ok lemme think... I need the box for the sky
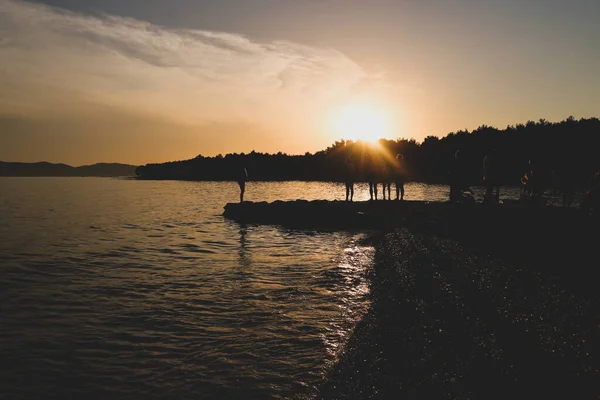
[1,0,599,165]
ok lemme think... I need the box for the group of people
[450,148,555,205]
[235,150,408,203]
[235,148,599,214]
[449,148,509,204]
[453,148,503,204]
[343,152,407,202]
[452,147,600,211]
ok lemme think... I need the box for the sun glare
[332,102,391,143]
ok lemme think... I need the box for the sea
[0,178,554,399]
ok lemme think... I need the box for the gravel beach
[318,222,600,399]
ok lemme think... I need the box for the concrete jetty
[223,199,590,231]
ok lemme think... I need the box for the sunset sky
[1,0,599,165]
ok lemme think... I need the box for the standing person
[483,147,501,204]
[381,153,392,200]
[528,159,543,202]
[238,165,248,203]
[366,150,378,200]
[520,171,530,199]
[449,149,474,202]
[382,180,392,200]
[394,153,406,201]
[344,154,355,202]
[449,150,463,202]
[527,159,535,200]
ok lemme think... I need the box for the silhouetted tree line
[136,117,600,188]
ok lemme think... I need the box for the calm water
[0,179,535,399]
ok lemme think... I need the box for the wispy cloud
[0,0,370,130]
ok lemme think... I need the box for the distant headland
[0,162,137,177]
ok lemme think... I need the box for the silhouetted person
[238,166,248,202]
[344,155,355,202]
[345,181,354,202]
[382,181,391,200]
[369,179,378,201]
[483,148,500,204]
[520,172,531,200]
[394,153,406,200]
[366,151,378,200]
[380,153,392,200]
[449,150,472,202]
[528,159,543,202]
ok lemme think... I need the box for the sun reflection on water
[320,242,375,362]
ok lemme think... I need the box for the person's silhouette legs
[238,181,245,203]
[484,186,492,203]
[396,182,404,200]
[345,182,354,202]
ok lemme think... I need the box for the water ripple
[0,179,377,399]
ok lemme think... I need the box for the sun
[332,102,391,143]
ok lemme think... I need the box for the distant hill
[0,162,138,177]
